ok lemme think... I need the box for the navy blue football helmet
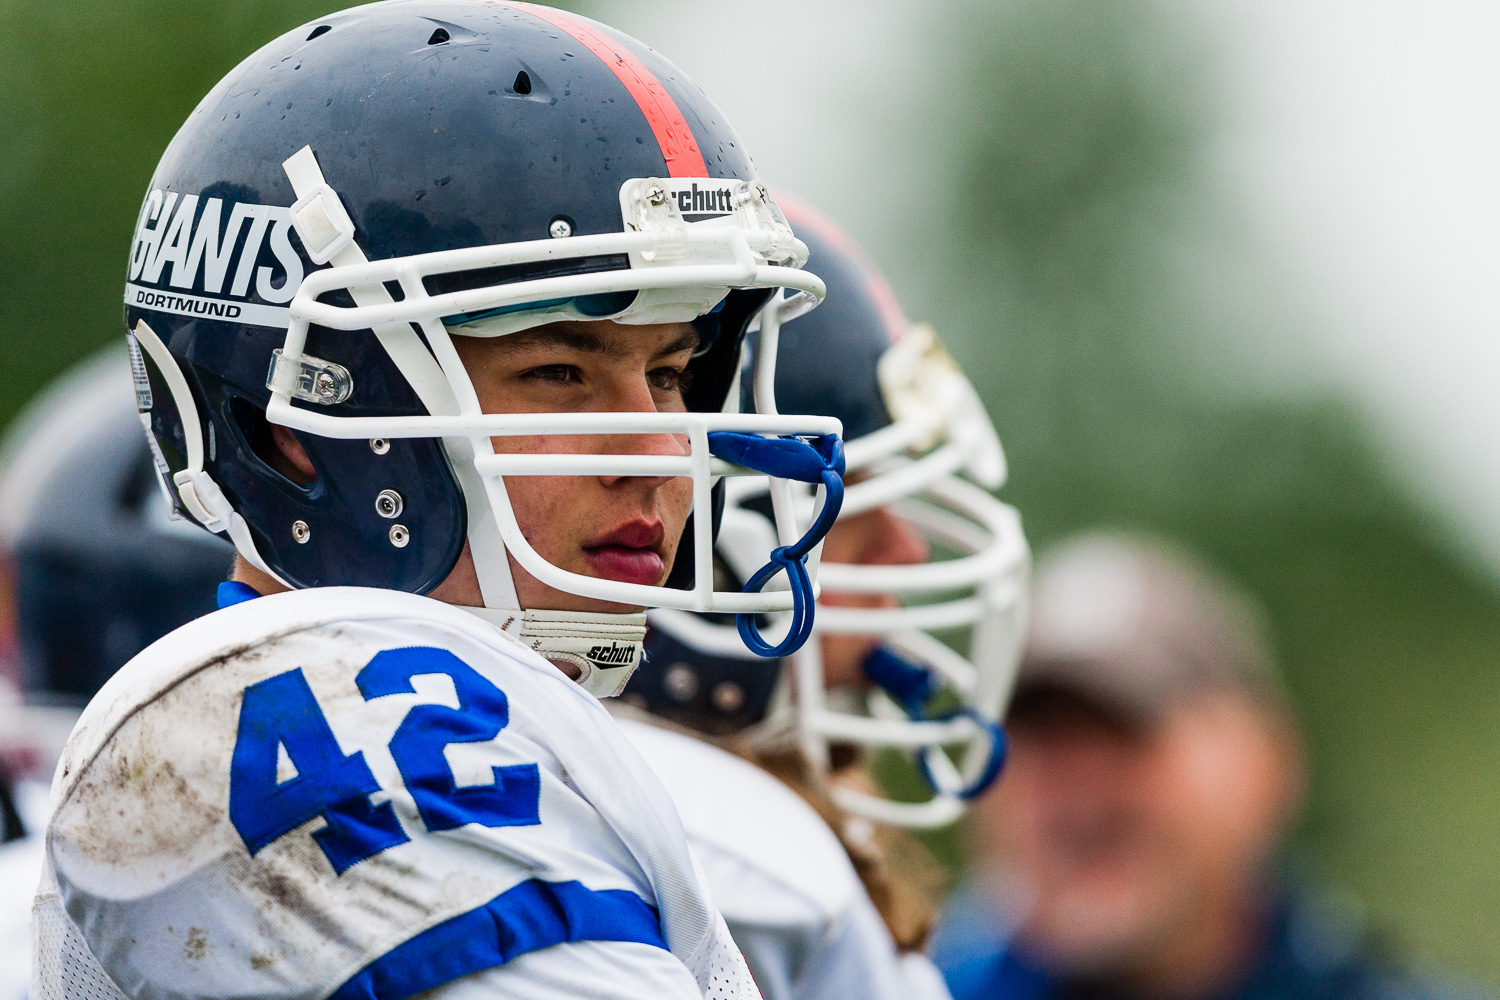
[633,198,1030,827]
[0,351,233,706]
[123,1,843,686]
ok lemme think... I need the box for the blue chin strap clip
[706,432,845,658]
[862,646,1007,801]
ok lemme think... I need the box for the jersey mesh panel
[32,891,130,1000]
[704,921,761,1000]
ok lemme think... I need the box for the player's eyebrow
[496,325,699,360]
[655,327,701,358]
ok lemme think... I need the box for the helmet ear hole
[228,396,316,489]
[513,70,532,95]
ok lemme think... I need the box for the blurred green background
[4,0,1498,983]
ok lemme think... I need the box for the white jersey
[32,587,759,1000]
[615,718,952,1000]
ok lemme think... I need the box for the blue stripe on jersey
[217,580,262,608]
[330,878,667,1000]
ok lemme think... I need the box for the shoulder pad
[43,589,722,1000]
[615,717,859,929]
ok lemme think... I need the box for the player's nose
[596,371,690,490]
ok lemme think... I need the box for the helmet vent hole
[513,70,532,95]
[306,24,331,41]
[428,28,450,45]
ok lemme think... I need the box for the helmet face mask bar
[122,2,844,688]
[636,200,1030,827]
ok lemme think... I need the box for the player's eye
[523,363,582,386]
[647,366,693,395]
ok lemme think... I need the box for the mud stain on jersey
[49,639,312,886]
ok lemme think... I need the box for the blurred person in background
[932,531,1484,1000]
[0,349,233,1000]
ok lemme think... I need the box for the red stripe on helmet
[505,3,709,178]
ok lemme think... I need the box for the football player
[617,199,1030,1000]
[31,5,846,999]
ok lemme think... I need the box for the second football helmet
[0,351,233,706]
[634,198,1030,827]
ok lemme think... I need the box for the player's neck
[230,556,288,597]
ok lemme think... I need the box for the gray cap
[1017,531,1278,721]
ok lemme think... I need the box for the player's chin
[535,585,649,617]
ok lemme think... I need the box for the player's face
[445,320,698,614]
[815,503,929,687]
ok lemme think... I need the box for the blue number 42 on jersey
[229,646,541,874]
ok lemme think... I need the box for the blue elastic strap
[861,646,1008,801]
[915,709,1007,801]
[217,580,262,609]
[863,646,940,716]
[331,878,666,1000]
[706,432,845,658]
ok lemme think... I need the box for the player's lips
[582,520,667,586]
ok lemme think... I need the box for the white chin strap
[281,145,651,698]
[458,606,647,698]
